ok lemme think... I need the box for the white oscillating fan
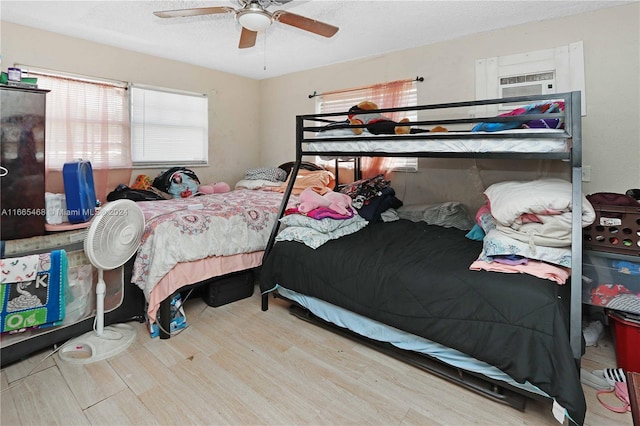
[59,199,145,364]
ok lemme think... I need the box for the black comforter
[260,219,586,424]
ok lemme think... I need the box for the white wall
[1,21,261,192]
[259,3,640,209]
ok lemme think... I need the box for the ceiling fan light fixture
[237,7,272,32]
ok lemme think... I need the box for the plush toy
[198,182,231,194]
[347,101,448,135]
[131,174,153,190]
[298,186,352,216]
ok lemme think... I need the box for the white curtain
[25,70,132,202]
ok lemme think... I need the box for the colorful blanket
[1,250,67,333]
[132,190,294,300]
[472,101,565,132]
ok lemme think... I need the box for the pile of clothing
[468,178,596,284]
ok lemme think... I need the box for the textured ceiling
[1,0,632,80]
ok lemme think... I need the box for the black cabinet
[1,85,49,240]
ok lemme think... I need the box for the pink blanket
[470,259,570,285]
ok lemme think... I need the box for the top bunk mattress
[304,129,569,154]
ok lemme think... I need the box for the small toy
[198,182,231,194]
[347,101,447,135]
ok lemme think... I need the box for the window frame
[129,84,209,167]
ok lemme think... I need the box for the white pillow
[484,178,595,227]
[235,179,281,190]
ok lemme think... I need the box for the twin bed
[132,189,287,336]
[258,92,588,425]
[130,162,331,338]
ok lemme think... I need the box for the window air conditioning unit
[498,71,556,109]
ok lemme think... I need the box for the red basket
[584,205,640,256]
[608,310,640,373]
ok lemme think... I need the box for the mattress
[275,285,553,401]
[305,129,568,154]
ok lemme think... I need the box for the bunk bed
[259,92,587,425]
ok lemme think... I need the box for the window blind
[130,85,208,166]
[23,69,130,170]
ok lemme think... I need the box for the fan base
[59,323,137,364]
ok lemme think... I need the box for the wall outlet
[582,165,591,182]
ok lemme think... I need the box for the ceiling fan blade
[273,11,339,38]
[239,27,258,49]
[153,6,235,19]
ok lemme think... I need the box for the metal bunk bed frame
[262,90,583,364]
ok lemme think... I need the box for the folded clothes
[469,258,570,284]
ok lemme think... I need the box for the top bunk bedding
[298,92,580,159]
[307,128,568,154]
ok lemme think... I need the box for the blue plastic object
[62,160,97,224]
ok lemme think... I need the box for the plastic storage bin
[202,269,255,307]
[62,161,97,224]
[607,310,640,373]
[582,252,640,314]
[583,205,640,256]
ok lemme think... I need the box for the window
[23,68,130,170]
[130,85,208,166]
[315,80,418,172]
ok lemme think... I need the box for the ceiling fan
[153,0,339,49]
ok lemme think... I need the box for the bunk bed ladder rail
[568,91,583,363]
[261,115,305,312]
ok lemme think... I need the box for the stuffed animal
[348,101,409,135]
[297,186,352,216]
[198,182,231,194]
[130,174,153,190]
[347,101,448,135]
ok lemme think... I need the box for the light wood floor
[1,289,634,426]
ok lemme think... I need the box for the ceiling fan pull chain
[264,32,267,71]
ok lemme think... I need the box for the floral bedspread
[131,189,290,299]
